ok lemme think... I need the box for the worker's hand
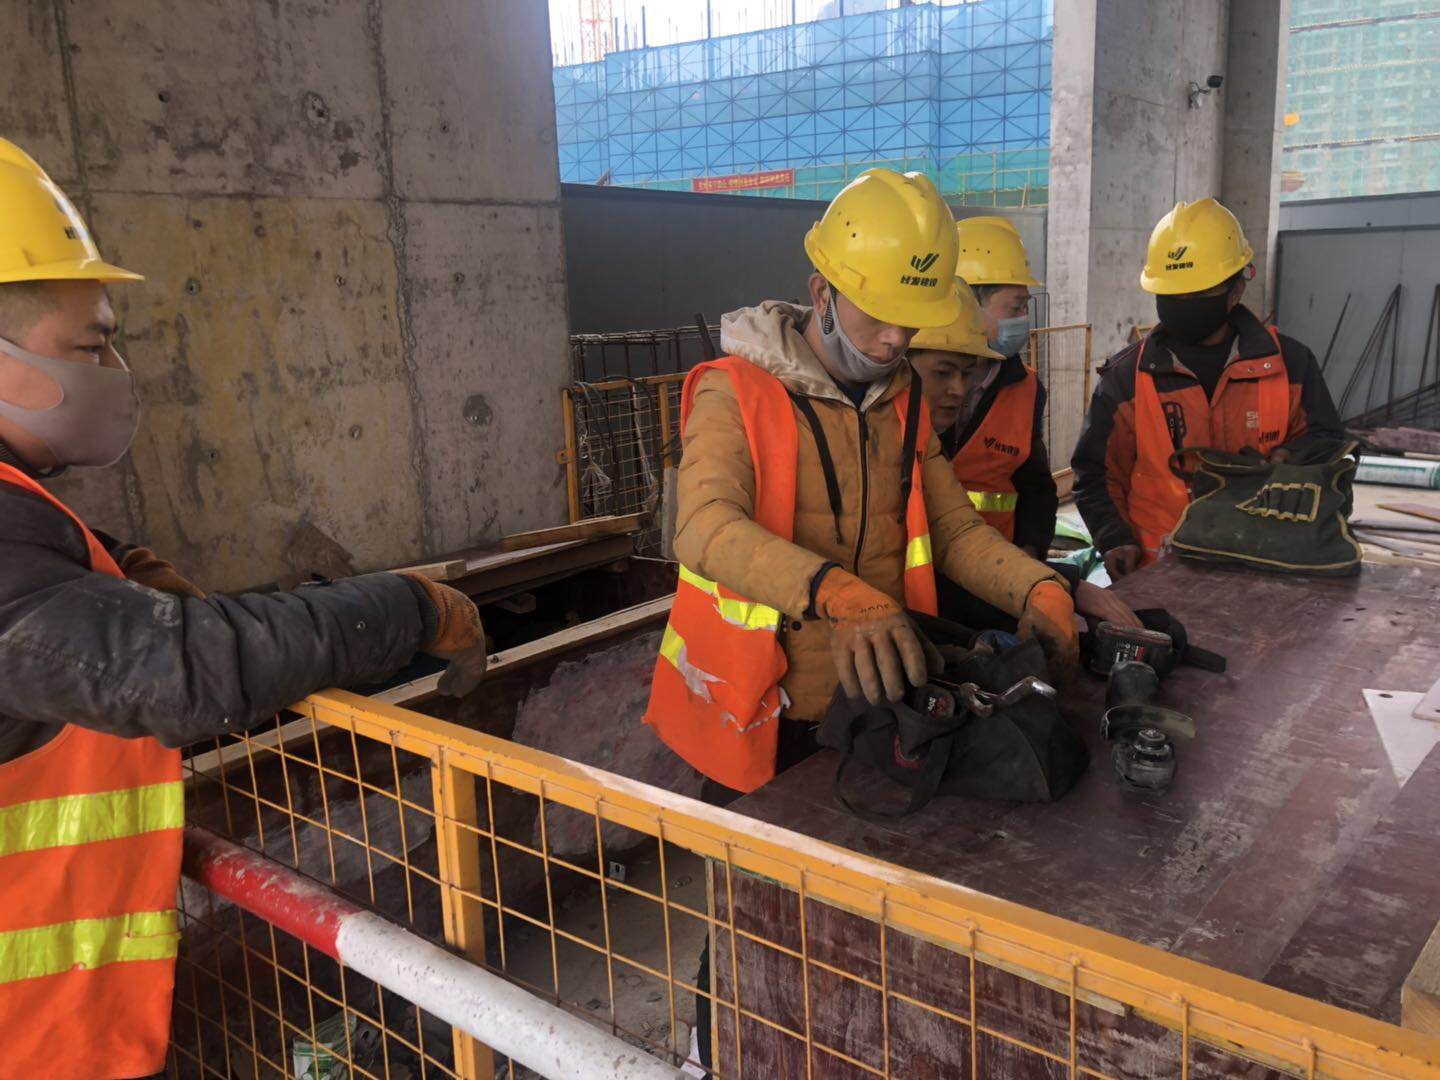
[1268,446,1292,464]
[817,569,930,706]
[1072,580,1141,628]
[121,546,205,599]
[1103,544,1143,580]
[399,572,489,697]
[1017,580,1080,683]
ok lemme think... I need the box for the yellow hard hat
[1140,197,1252,295]
[909,283,1003,359]
[954,216,1042,289]
[0,138,142,286]
[804,168,961,329]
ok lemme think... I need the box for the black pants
[694,720,820,1073]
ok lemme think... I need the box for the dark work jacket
[0,474,431,766]
[1071,304,1344,555]
[938,353,1059,555]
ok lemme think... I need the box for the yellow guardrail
[173,690,1440,1079]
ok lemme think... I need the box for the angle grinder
[1086,610,1227,678]
[1102,661,1197,793]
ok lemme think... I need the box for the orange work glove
[398,572,489,697]
[816,569,931,706]
[120,546,205,599]
[1017,580,1080,683]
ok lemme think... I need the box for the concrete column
[1046,0,1229,460]
[0,0,569,592]
[1047,0,1230,354]
[1221,0,1291,321]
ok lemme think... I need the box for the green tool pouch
[1169,439,1363,576]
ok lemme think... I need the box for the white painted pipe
[337,912,684,1080]
[183,826,684,1080]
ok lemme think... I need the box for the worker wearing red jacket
[1071,198,1344,578]
[0,138,488,1078]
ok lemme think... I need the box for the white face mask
[816,289,905,385]
[0,335,141,468]
[989,315,1030,358]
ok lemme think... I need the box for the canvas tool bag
[1168,439,1362,576]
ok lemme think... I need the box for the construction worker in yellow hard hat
[644,167,1080,802]
[1072,196,1343,578]
[646,167,1080,1074]
[954,215,1044,359]
[910,269,1138,636]
[0,137,491,1078]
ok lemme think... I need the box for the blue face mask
[989,315,1030,358]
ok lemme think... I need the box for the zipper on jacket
[852,407,869,573]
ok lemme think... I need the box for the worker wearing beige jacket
[644,169,1078,796]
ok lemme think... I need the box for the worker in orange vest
[1072,198,1343,577]
[911,274,1138,633]
[643,169,1081,801]
[0,138,488,1078]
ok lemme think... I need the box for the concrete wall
[1220,0,1289,319]
[1,1,569,593]
[563,183,1048,335]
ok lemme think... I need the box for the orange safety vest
[644,358,938,793]
[949,369,1038,541]
[1128,328,1290,563]
[0,462,184,1079]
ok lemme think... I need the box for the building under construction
[1,2,1439,1080]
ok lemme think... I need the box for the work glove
[398,572,489,697]
[1102,544,1143,580]
[816,569,932,706]
[121,546,205,599]
[1017,580,1080,684]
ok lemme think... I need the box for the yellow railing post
[657,382,676,470]
[432,750,495,1080]
[561,388,581,524]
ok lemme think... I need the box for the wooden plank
[1349,518,1440,535]
[388,558,469,582]
[1354,426,1440,458]
[1402,920,1440,1035]
[371,595,673,708]
[1379,501,1440,525]
[496,513,648,552]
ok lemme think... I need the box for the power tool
[1086,609,1227,677]
[1101,660,1197,793]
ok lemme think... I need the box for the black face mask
[1156,293,1231,345]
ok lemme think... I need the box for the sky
[547,0,899,65]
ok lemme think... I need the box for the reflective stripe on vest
[676,565,782,632]
[0,780,183,857]
[644,359,936,794]
[950,370,1037,541]
[0,461,184,1078]
[0,910,179,986]
[968,490,1019,513]
[1128,329,1290,564]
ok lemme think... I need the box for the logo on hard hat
[1164,244,1194,272]
[910,252,939,273]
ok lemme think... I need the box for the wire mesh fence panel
[170,691,1440,1080]
[564,375,684,555]
[174,716,466,1079]
[1029,324,1093,469]
[570,327,717,382]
